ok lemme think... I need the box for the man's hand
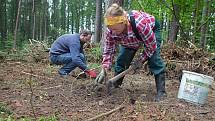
[85,69,97,78]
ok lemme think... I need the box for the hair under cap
[104,3,124,17]
[80,29,92,36]
[104,4,127,25]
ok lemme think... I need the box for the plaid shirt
[102,10,157,69]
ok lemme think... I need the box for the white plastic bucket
[178,70,214,105]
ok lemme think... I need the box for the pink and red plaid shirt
[102,10,157,69]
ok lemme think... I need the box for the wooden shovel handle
[108,66,133,82]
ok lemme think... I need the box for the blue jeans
[50,53,86,75]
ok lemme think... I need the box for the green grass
[0,103,12,115]
[0,115,58,121]
[88,63,101,69]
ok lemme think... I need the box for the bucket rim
[182,70,214,81]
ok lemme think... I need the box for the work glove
[94,67,107,84]
[85,69,97,78]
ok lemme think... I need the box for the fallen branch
[6,61,22,65]
[167,60,199,65]
[86,105,124,121]
[37,85,62,90]
[139,101,172,105]
[208,95,215,98]
[60,93,73,103]
[21,71,53,80]
[195,110,210,114]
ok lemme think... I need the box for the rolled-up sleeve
[102,32,116,69]
[137,22,157,62]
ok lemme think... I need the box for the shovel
[93,66,134,94]
[94,60,142,94]
[106,66,134,94]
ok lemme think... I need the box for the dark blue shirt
[50,33,87,70]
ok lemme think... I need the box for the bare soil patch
[0,59,214,120]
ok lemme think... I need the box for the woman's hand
[95,67,110,84]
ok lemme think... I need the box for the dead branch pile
[0,51,7,62]
[26,39,50,63]
[161,43,215,80]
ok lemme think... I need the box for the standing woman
[101,4,166,101]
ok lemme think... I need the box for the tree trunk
[25,0,31,39]
[200,0,209,49]
[80,1,84,29]
[9,0,17,34]
[71,6,74,33]
[32,0,35,39]
[168,4,180,42]
[52,0,60,29]
[66,0,70,32]
[39,7,42,40]
[108,0,124,7]
[13,0,21,50]
[94,0,102,43]
[0,0,7,49]
[60,0,66,31]
[75,1,80,33]
[44,1,48,40]
[192,0,200,43]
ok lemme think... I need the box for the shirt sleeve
[102,31,116,69]
[69,43,88,71]
[136,22,157,62]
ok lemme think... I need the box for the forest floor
[0,45,215,121]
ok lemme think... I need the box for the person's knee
[148,53,165,75]
[50,56,60,65]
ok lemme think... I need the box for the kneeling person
[49,29,97,78]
